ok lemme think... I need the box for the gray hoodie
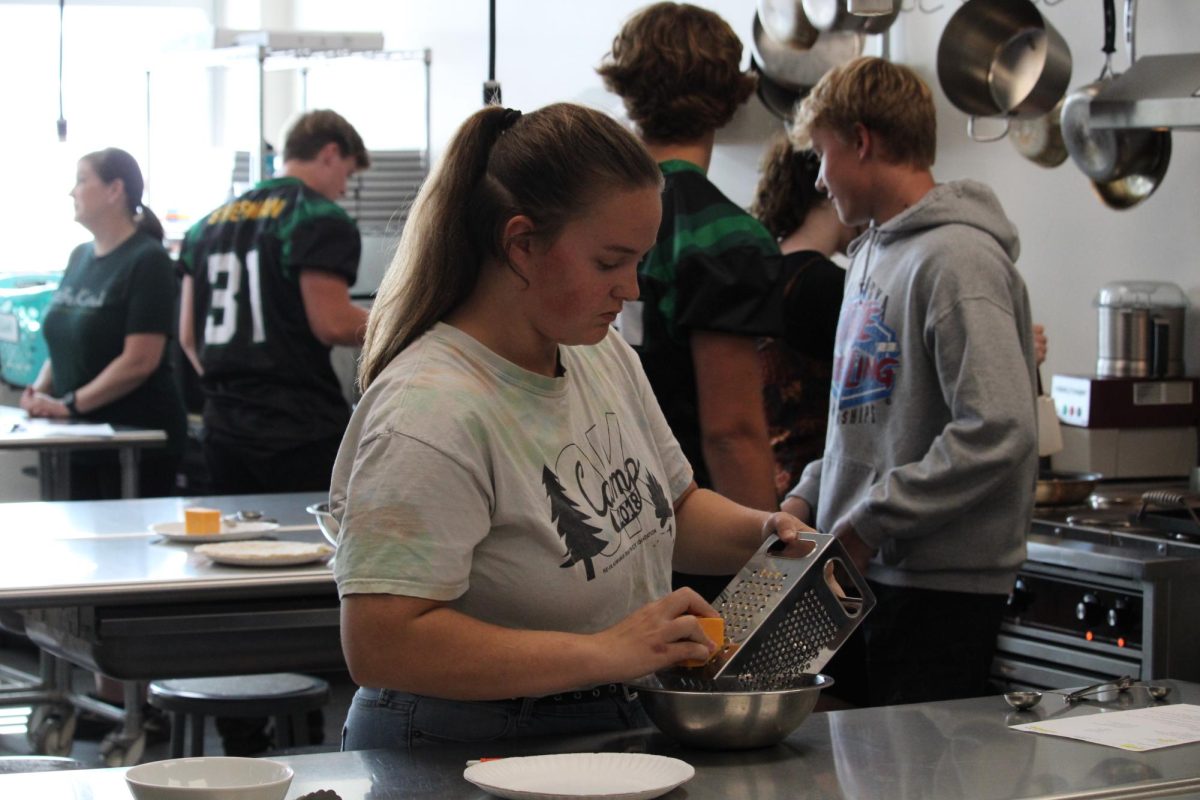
[789,180,1037,595]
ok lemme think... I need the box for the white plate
[194,541,334,567]
[463,753,693,800]
[150,520,280,543]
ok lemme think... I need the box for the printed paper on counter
[1010,703,1200,751]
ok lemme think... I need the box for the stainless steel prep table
[0,492,341,763]
[0,491,341,677]
[0,404,167,500]
[2,680,1199,799]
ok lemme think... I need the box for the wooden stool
[147,673,330,758]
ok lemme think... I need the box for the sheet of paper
[1011,703,1200,751]
[8,419,116,438]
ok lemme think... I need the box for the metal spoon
[1147,684,1171,701]
[1004,690,1044,711]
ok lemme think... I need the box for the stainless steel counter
[2,681,1199,799]
[0,492,331,608]
[0,492,342,680]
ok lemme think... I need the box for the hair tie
[500,108,522,131]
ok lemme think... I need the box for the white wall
[288,0,1198,384]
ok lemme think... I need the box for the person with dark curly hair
[751,132,859,501]
[599,2,784,602]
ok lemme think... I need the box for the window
[0,3,210,274]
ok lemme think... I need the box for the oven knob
[1007,578,1034,615]
[1076,593,1104,627]
[1107,599,1132,629]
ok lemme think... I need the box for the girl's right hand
[591,588,721,683]
[18,386,36,412]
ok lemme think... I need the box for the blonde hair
[358,103,662,390]
[790,57,936,170]
[597,2,755,143]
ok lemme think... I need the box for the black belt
[535,684,639,705]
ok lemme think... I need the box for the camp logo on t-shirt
[833,284,899,422]
[542,412,673,581]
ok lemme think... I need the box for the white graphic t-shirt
[331,323,693,634]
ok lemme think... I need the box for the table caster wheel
[100,729,146,767]
[27,705,77,757]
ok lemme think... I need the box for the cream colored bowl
[125,757,293,800]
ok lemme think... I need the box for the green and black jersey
[179,176,360,451]
[616,160,784,489]
[42,231,187,458]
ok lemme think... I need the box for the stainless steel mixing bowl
[626,672,832,749]
[305,502,339,548]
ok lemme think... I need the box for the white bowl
[125,757,293,800]
[305,502,340,548]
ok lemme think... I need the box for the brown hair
[597,2,755,143]
[358,103,662,390]
[790,56,936,170]
[283,109,370,169]
[751,132,826,240]
[82,147,164,242]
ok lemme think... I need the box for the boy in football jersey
[179,109,369,495]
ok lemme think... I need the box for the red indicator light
[1085,631,1094,641]
[1118,638,1126,648]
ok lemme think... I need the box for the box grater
[699,531,875,686]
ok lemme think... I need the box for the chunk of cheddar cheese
[184,507,222,535]
[679,616,725,668]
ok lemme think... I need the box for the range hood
[1089,53,1200,130]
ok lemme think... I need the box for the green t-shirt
[42,231,186,455]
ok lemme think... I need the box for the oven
[992,486,1200,690]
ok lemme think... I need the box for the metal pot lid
[752,11,864,93]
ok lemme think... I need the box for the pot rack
[145,32,432,187]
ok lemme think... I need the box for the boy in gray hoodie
[783,57,1038,706]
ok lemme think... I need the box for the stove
[992,484,1200,691]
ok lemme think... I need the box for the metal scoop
[1004,676,1170,710]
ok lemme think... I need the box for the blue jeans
[342,684,651,752]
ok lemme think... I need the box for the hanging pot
[1061,0,1170,208]
[752,10,865,93]
[758,0,820,49]
[1009,96,1069,168]
[1091,132,1170,209]
[800,0,899,35]
[751,56,804,121]
[937,0,1072,141]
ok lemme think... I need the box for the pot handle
[967,115,1010,143]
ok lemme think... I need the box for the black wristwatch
[61,390,80,417]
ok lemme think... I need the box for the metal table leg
[117,447,140,499]
[38,451,71,501]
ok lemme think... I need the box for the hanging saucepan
[751,56,805,122]
[758,0,820,49]
[1061,0,1170,209]
[937,0,1072,142]
[801,0,899,35]
[752,10,865,93]
[1009,95,1069,168]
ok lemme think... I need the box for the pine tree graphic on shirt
[645,469,672,530]
[543,465,606,580]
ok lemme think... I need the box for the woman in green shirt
[21,147,185,498]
